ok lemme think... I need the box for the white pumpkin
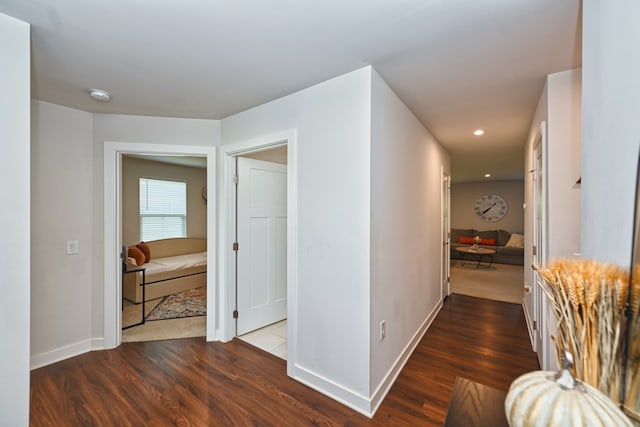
[505,351,632,427]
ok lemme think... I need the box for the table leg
[141,269,146,324]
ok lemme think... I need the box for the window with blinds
[139,178,187,241]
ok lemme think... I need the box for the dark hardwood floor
[30,294,539,426]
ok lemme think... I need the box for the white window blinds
[139,178,187,241]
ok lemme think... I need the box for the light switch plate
[66,240,79,255]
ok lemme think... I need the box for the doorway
[218,130,298,367]
[120,154,208,342]
[103,142,216,349]
[235,151,287,334]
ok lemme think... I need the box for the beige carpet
[450,262,524,304]
[122,297,206,342]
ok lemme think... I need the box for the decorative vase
[505,350,632,427]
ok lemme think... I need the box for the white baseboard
[91,337,105,351]
[369,300,443,416]
[31,337,105,370]
[289,301,444,418]
[289,364,372,417]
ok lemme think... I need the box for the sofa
[450,228,524,266]
[123,237,207,303]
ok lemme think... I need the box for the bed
[123,237,207,303]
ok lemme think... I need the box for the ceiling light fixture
[474,129,485,136]
[89,88,111,102]
[484,173,491,178]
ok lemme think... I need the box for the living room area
[448,179,525,305]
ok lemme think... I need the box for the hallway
[30,294,539,426]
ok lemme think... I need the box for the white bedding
[144,251,207,275]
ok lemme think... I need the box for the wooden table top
[454,246,497,255]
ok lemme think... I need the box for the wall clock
[474,194,507,222]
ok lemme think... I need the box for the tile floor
[238,319,287,360]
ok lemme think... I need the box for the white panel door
[237,157,287,335]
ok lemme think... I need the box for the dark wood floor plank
[30,294,539,426]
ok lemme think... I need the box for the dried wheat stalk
[625,266,640,416]
[539,259,629,404]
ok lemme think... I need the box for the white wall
[121,156,207,245]
[28,106,219,367]
[451,180,524,232]
[0,12,30,426]
[523,69,582,370]
[547,69,582,259]
[582,0,640,265]
[369,70,450,407]
[30,101,94,366]
[222,67,373,411]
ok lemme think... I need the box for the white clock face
[474,194,508,222]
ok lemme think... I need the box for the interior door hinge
[233,174,239,184]
[233,310,239,319]
[233,242,239,251]
[532,245,537,256]
[533,320,537,331]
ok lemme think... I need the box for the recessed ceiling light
[484,173,491,178]
[474,129,485,136]
[89,88,111,102]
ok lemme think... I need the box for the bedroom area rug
[450,262,523,304]
[122,287,206,343]
[146,287,206,321]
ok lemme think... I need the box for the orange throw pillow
[479,238,496,246]
[137,241,151,263]
[459,237,475,244]
[128,246,145,266]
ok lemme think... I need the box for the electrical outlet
[66,240,79,255]
[379,320,386,341]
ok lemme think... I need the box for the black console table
[122,265,146,330]
[443,377,508,427]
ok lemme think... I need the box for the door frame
[532,121,550,368]
[441,167,451,301]
[103,142,216,349]
[218,130,298,358]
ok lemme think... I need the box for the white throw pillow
[505,233,525,248]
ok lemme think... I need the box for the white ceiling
[0,0,581,182]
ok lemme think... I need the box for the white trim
[30,337,105,370]
[91,337,105,351]
[218,130,297,343]
[103,142,216,349]
[368,300,443,416]
[290,364,372,417]
[30,339,93,370]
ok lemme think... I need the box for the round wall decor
[474,194,507,222]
